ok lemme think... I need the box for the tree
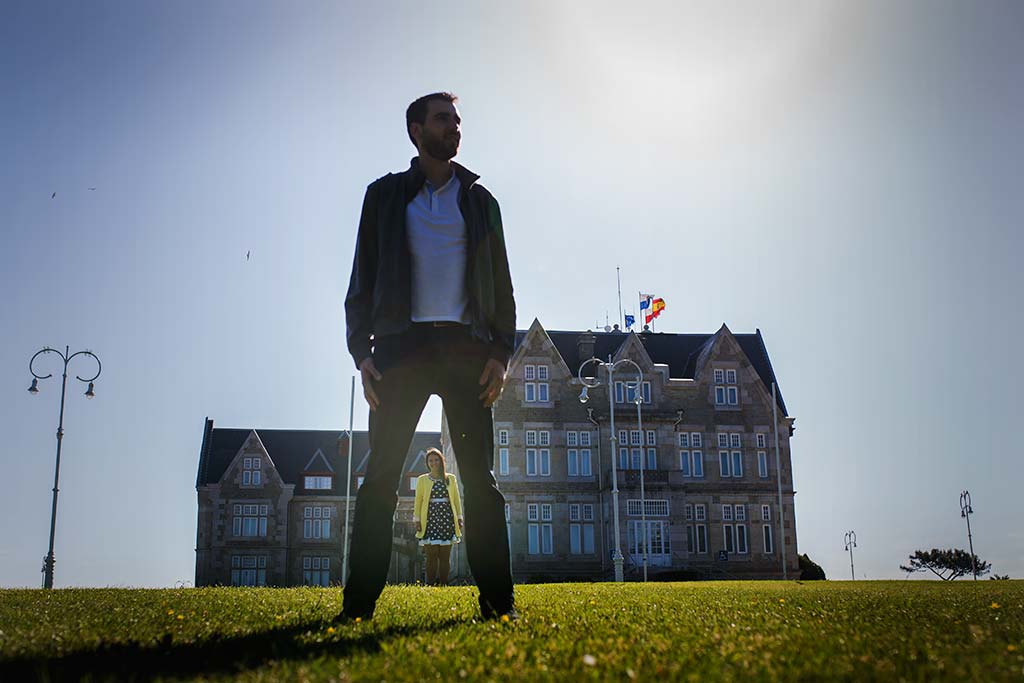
[799,553,826,580]
[899,548,991,580]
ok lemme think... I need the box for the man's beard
[421,130,459,161]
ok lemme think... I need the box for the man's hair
[425,447,447,478]
[406,92,458,147]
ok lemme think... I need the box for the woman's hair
[425,447,446,478]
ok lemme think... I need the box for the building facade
[493,320,799,581]
[195,320,799,585]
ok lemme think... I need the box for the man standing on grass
[339,92,517,621]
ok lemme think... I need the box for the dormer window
[615,381,651,404]
[713,367,739,406]
[304,475,332,490]
[524,364,550,403]
[242,457,262,486]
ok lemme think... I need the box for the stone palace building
[194,321,798,585]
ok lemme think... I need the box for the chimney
[577,330,596,364]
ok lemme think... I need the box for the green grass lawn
[1,581,1022,682]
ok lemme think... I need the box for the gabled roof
[195,419,442,489]
[514,327,789,416]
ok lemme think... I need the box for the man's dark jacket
[345,158,516,369]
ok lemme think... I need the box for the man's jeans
[342,324,515,616]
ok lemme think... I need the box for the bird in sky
[246,250,251,261]
[88,187,96,191]
[51,192,56,199]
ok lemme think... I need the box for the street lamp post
[28,345,102,589]
[843,530,857,581]
[578,355,648,582]
[959,490,977,581]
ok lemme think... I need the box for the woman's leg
[437,544,452,585]
[424,545,438,584]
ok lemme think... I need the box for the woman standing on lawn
[413,448,464,585]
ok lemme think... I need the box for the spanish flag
[645,298,666,324]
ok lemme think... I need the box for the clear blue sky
[2,1,1022,587]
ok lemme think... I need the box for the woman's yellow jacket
[413,473,463,540]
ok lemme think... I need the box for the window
[691,432,703,448]
[538,431,550,446]
[534,365,548,381]
[737,525,748,553]
[302,556,330,587]
[541,504,552,521]
[616,381,651,404]
[527,503,539,521]
[726,369,737,384]
[628,520,670,556]
[723,523,748,554]
[498,430,509,446]
[568,449,579,476]
[761,504,771,521]
[525,383,536,402]
[680,450,704,478]
[241,457,262,487]
[526,449,537,476]
[580,449,592,476]
[528,525,539,554]
[719,451,731,477]
[715,386,727,405]
[756,433,767,449]
[580,431,591,447]
[763,525,774,554]
[409,476,418,492]
[541,524,553,554]
[646,448,657,470]
[695,504,707,522]
[697,524,708,553]
[729,433,741,448]
[631,448,642,470]
[723,505,733,522]
[646,430,657,446]
[630,430,642,446]
[538,383,549,402]
[724,524,735,553]
[231,555,267,586]
[570,523,596,554]
[684,504,694,521]
[499,448,510,476]
[642,382,651,404]
[717,433,730,448]
[734,505,746,522]
[714,368,738,406]
[758,451,768,478]
[567,431,578,447]
[304,475,332,490]
[232,504,268,538]
[582,504,594,521]
[727,386,738,405]
[303,505,332,539]
[713,369,724,384]
[356,476,364,489]
[569,504,581,521]
[678,433,689,448]
[732,451,743,478]
[525,365,536,380]
[539,449,551,476]
[526,430,537,446]
[618,430,628,446]
[615,382,625,404]
[627,499,669,516]
[619,447,629,471]
[687,524,707,553]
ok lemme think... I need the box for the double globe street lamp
[578,356,649,582]
[28,345,102,589]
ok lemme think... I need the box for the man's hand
[359,357,383,410]
[477,358,506,408]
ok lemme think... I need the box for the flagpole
[617,267,624,330]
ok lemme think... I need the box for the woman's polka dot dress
[420,477,459,546]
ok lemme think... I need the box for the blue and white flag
[639,293,653,310]
[624,314,636,329]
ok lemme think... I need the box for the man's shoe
[480,599,518,621]
[331,606,373,624]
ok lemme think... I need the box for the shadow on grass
[0,616,470,683]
